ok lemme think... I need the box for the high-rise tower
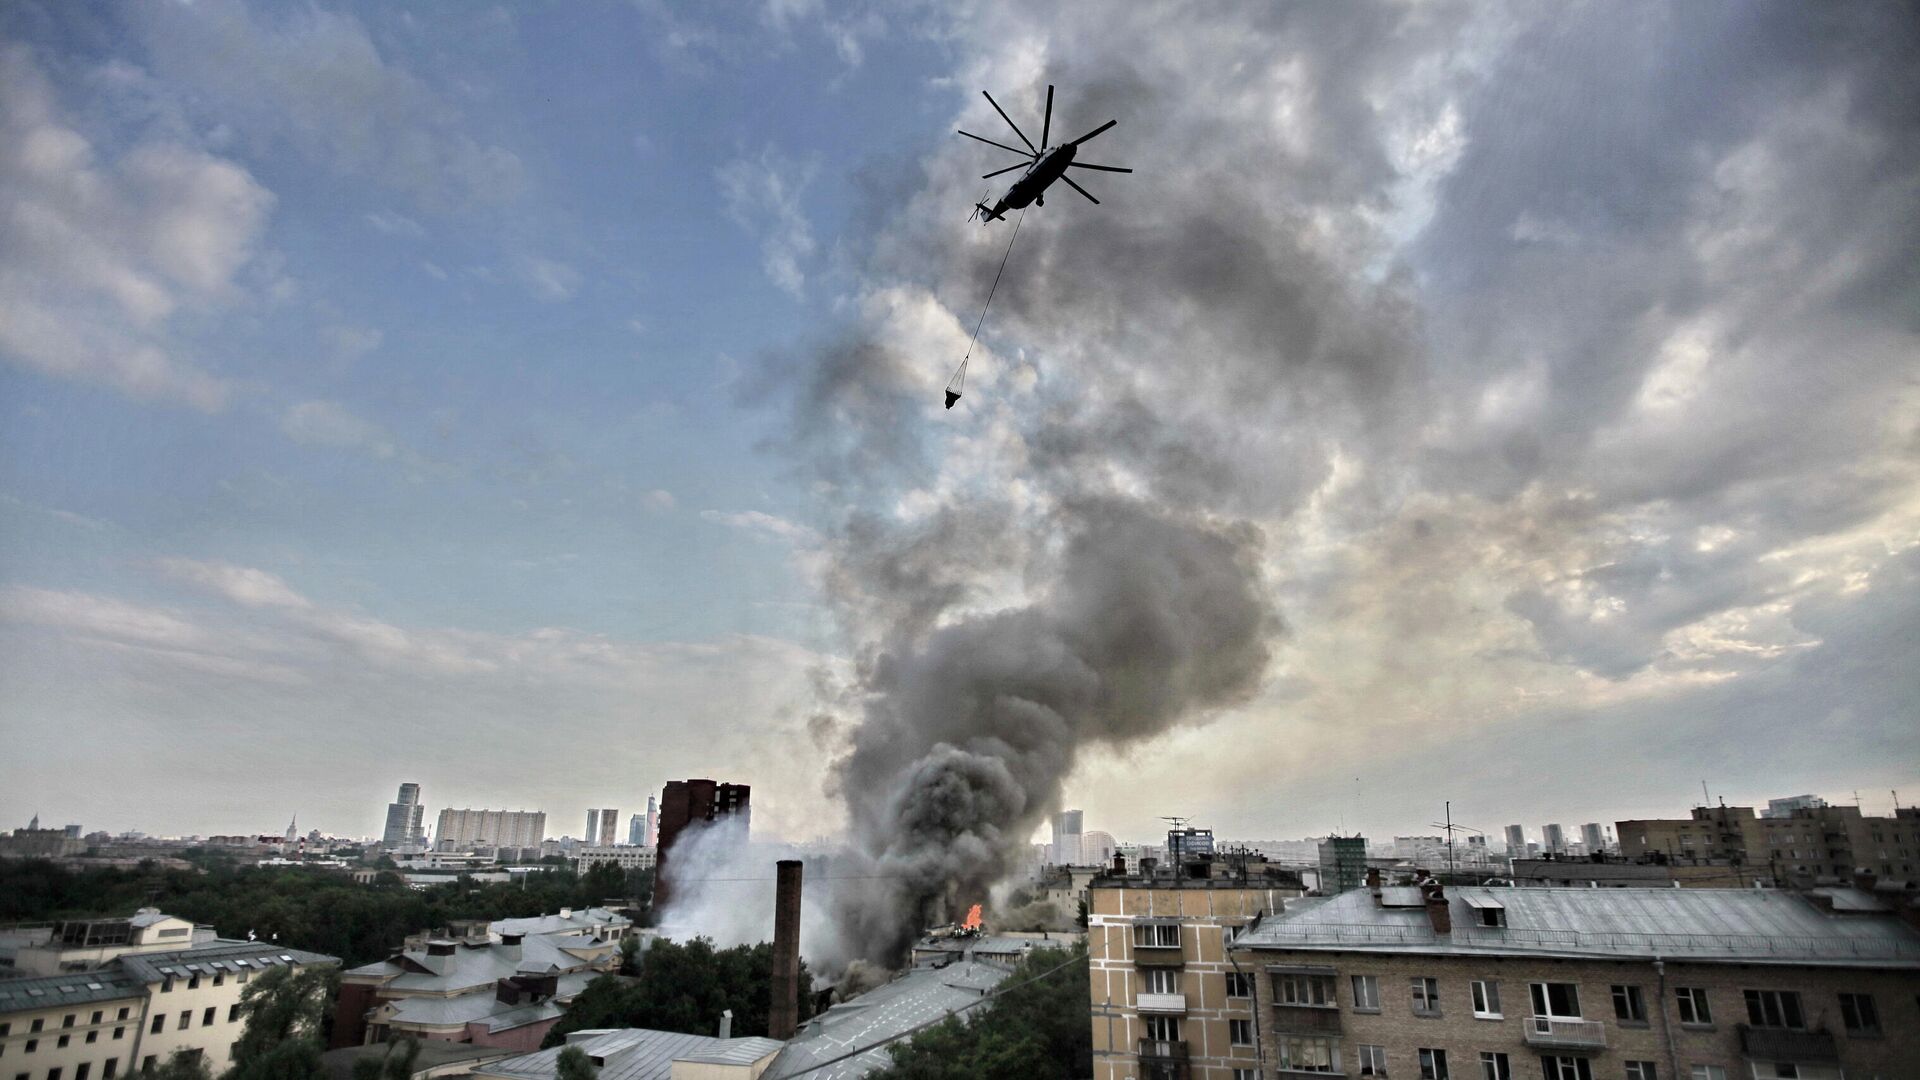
[382,783,425,848]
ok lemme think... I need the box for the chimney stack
[1113,851,1128,875]
[718,1008,733,1039]
[769,859,803,1040]
[1366,867,1382,902]
[1424,883,1451,935]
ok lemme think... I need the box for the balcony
[1522,1016,1607,1052]
[1138,1038,1190,1080]
[1739,1025,1838,1062]
[1135,992,1187,1015]
[1271,1003,1342,1034]
[1132,944,1186,967]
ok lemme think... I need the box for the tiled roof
[1233,886,1920,966]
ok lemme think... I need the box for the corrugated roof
[118,940,337,984]
[1234,887,1920,966]
[475,1029,780,1080]
[765,961,1007,1080]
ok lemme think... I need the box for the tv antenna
[1427,800,1485,877]
[1159,816,1192,832]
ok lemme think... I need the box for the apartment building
[1617,802,1920,886]
[1087,855,1305,1080]
[1228,875,1919,1080]
[0,917,336,1080]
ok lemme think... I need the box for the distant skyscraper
[1580,823,1606,853]
[1317,836,1368,893]
[1051,809,1085,865]
[1541,823,1567,854]
[596,808,619,848]
[628,813,644,846]
[585,809,600,844]
[655,780,750,908]
[435,808,545,850]
[1504,824,1526,854]
[645,795,658,847]
[382,783,426,848]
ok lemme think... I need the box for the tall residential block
[1052,809,1086,866]
[596,808,619,848]
[645,795,658,847]
[654,779,751,908]
[585,809,601,844]
[1580,822,1607,853]
[627,813,645,846]
[382,782,426,848]
[1618,800,1920,886]
[434,808,545,850]
[1317,835,1368,895]
[1505,824,1526,855]
[1541,822,1567,854]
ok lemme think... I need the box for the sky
[1,1,1915,846]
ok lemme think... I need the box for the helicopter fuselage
[982,143,1075,220]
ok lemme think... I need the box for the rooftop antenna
[1428,802,1485,877]
[1158,815,1191,832]
[1701,780,1710,807]
[1893,790,1902,813]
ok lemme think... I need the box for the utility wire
[948,206,1028,398]
[775,947,1089,1078]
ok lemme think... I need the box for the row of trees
[540,936,818,1047]
[0,858,651,967]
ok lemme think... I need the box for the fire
[962,903,983,931]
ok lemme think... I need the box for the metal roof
[475,1028,781,1080]
[1233,887,1920,967]
[350,934,610,993]
[765,961,1007,1080]
[0,969,145,1012]
[118,940,337,984]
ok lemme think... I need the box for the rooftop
[476,1028,782,1080]
[345,933,614,993]
[0,968,146,1011]
[765,961,1007,1080]
[1233,886,1920,967]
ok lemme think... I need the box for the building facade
[1541,823,1567,855]
[1231,877,1920,1080]
[383,783,426,849]
[653,779,750,908]
[434,809,546,851]
[1618,802,1920,887]
[573,846,657,874]
[1317,837,1368,895]
[1087,861,1305,1080]
[0,913,336,1079]
[594,809,618,848]
[1505,825,1526,857]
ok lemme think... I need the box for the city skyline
[2,4,1915,849]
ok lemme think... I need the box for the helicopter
[959,84,1131,223]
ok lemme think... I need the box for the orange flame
[962,904,983,931]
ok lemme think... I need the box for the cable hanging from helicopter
[944,84,1130,410]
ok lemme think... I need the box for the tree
[557,1046,598,1080]
[141,1050,213,1080]
[864,943,1090,1080]
[225,963,337,1080]
[541,938,815,1048]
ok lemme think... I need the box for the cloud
[701,509,822,546]
[515,256,583,302]
[718,147,818,297]
[280,400,450,480]
[0,45,270,410]
[364,210,425,237]
[643,489,677,512]
[130,0,525,209]
[155,559,310,610]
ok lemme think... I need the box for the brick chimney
[1366,867,1382,903]
[1113,851,1128,875]
[1424,883,1451,935]
[769,860,803,1040]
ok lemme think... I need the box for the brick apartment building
[1087,852,1306,1080]
[1225,874,1919,1080]
[1617,803,1920,887]
[652,779,750,909]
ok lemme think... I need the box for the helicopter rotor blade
[1060,174,1100,204]
[982,161,1029,179]
[957,129,1035,158]
[1040,84,1053,150]
[1068,162,1132,173]
[1068,119,1117,146]
[982,90,1038,154]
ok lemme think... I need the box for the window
[1689,1068,1727,1080]
[76,1065,90,1080]
[86,1030,98,1043]
[1477,1052,1510,1080]
[1475,905,1505,927]
[0,1022,7,1036]
[116,1008,128,1021]
[151,1014,165,1034]
[237,970,249,984]
[213,974,223,987]
[25,1040,37,1053]
[90,1011,102,1024]
[1529,981,1582,1019]
[1134,923,1180,948]
[1143,1015,1180,1042]
[161,978,173,993]
[178,1010,191,1030]
[63,1014,75,1028]
[1412,976,1441,1016]
[1625,1064,1657,1080]
[1612,984,1647,1023]
[1417,1047,1449,1080]
[1352,974,1380,1011]
[31,1020,43,1033]
[1838,992,1879,1035]
[1234,1071,1258,1080]
[1540,1057,1593,1080]
[187,976,199,990]
[228,1004,243,1023]
[1224,971,1255,998]
[1280,1036,1337,1073]
[1471,979,1501,1018]
[113,1027,124,1039]
[1275,972,1337,1006]
[201,1007,215,1027]
[1675,987,1712,1025]
[105,1062,119,1080]
[142,1058,156,1073]
[1143,968,1178,995]
[1229,1018,1253,1045]
[57,1035,70,1049]
[1744,989,1804,1029]
[1357,1044,1387,1077]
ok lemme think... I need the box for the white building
[436,808,545,850]
[572,846,656,874]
